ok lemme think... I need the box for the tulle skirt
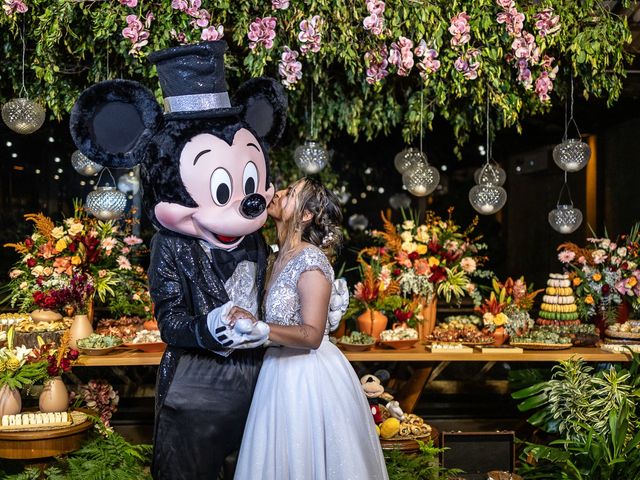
[234,338,388,480]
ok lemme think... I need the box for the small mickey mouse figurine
[70,41,287,479]
[360,374,386,424]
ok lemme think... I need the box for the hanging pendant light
[71,150,104,176]
[548,171,583,234]
[402,88,439,196]
[552,75,590,172]
[2,19,45,135]
[86,168,127,221]
[394,148,423,173]
[470,92,507,215]
[295,82,328,174]
[348,214,369,231]
[117,168,140,195]
[389,192,411,210]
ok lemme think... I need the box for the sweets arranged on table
[338,331,375,345]
[379,326,418,341]
[95,316,148,341]
[537,273,580,326]
[428,323,493,344]
[510,329,572,345]
[1,411,70,429]
[129,329,162,344]
[11,315,72,348]
[606,320,640,339]
[77,333,123,349]
[426,342,473,353]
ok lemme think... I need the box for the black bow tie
[205,235,259,281]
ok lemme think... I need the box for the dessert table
[75,346,630,413]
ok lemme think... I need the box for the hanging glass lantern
[469,184,507,215]
[549,204,583,234]
[474,162,506,186]
[1,98,46,134]
[402,161,440,197]
[394,148,425,174]
[117,171,140,195]
[294,140,328,174]
[552,138,591,172]
[348,214,369,231]
[86,186,127,221]
[71,150,104,176]
[389,193,411,210]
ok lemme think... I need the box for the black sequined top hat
[148,40,242,120]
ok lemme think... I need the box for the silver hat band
[163,92,231,114]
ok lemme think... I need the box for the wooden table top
[75,345,630,367]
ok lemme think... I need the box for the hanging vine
[0,0,633,156]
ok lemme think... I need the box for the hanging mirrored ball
[552,138,591,172]
[71,150,104,176]
[402,162,440,197]
[2,98,46,134]
[469,184,507,215]
[294,140,328,174]
[86,186,127,221]
[548,204,583,234]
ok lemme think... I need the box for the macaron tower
[537,273,580,326]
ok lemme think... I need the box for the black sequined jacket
[148,230,268,411]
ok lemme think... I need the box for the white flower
[460,257,476,273]
[51,227,65,239]
[19,282,28,290]
[401,241,417,254]
[14,345,32,363]
[617,247,627,257]
[600,239,611,249]
[123,235,143,246]
[68,223,84,236]
[400,231,413,242]
[31,233,41,241]
[402,220,415,230]
[592,249,607,264]
[101,237,117,250]
[117,256,131,270]
[483,312,494,324]
[31,265,45,276]
[9,269,23,279]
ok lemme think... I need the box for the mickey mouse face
[154,129,275,250]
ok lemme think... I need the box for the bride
[233,177,388,480]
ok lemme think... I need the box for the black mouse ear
[233,77,288,148]
[70,79,164,169]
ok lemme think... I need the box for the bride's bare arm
[267,270,331,349]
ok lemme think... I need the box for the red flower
[408,252,420,261]
[602,284,610,296]
[429,266,447,283]
[393,269,401,276]
[24,238,34,248]
[68,349,79,361]
[68,242,77,253]
[26,258,36,268]
[394,309,413,323]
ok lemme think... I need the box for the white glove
[328,278,349,332]
[207,302,270,349]
[385,400,406,422]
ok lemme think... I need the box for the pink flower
[171,0,188,11]
[414,259,430,276]
[201,25,224,41]
[278,46,302,88]
[366,0,385,16]
[171,29,188,44]
[9,269,23,279]
[248,16,277,50]
[591,249,608,264]
[3,0,28,16]
[298,15,322,54]
[449,12,471,47]
[534,71,553,102]
[118,0,137,6]
[454,49,480,80]
[193,9,211,28]
[363,13,384,36]
[557,250,576,263]
[364,45,389,84]
[388,36,414,76]
[496,0,514,8]
[497,8,525,36]
[534,8,560,37]
[460,257,477,273]
[123,235,143,246]
[117,256,132,270]
[415,40,440,79]
[272,0,289,9]
[186,0,201,17]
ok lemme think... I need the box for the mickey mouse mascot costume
[70,40,288,479]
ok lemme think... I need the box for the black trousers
[152,349,262,480]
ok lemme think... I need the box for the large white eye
[210,168,233,206]
[242,162,259,195]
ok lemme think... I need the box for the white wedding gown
[234,246,388,480]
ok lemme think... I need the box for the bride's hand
[227,306,256,328]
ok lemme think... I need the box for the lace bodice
[264,246,334,333]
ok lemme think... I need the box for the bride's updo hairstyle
[281,177,343,259]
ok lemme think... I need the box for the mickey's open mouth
[214,234,239,244]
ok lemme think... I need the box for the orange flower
[573,277,582,286]
[592,273,602,282]
[414,259,430,276]
[53,257,73,275]
[585,295,595,305]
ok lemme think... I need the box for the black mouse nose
[240,194,266,219]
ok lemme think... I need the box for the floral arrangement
[0,327,49,390]
[44,330,79,377]
[71,379,120,429]
[360,209,488,304]
[477,277,541,335]
[0,1,631,154]
[351,258,406,318]
[557,223,640,322]
[2,202,152,319]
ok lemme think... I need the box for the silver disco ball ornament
[552,138,591,172]
[294,140,328,174]
[474,162,506,186]
[118,172,140,195]
[402,162,440,197]
[389,192,411,210]
[86,186,127,221]
[469,184,507,215]
[549,204,583,234]
[348,214,369,231]
[71,150,103,176]
[394,148,425,174]
[2,98,46,134]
